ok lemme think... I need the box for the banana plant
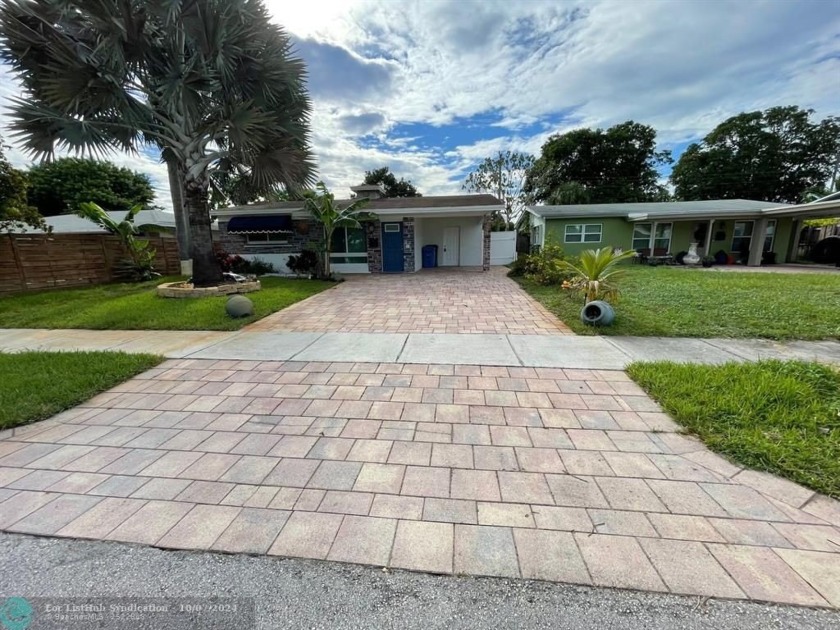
[559,247,637,303]
[304,183,371,279]
[77,202,164,280]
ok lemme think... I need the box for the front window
[564,223,602,243]
[653,223,672,253]
[764,220,776,252]
[245,232,289,244]
[631,223,671,252]
[330,226,368,264]
[632,224,651,251]
[731,221,754,253]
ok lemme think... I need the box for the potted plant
[559,247,636,326]
[701,255,714,268]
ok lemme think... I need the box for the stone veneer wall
[366,219,382,273]
[402,217,415,273]
[216,219,322,255]
[482,214,492,271]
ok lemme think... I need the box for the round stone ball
[226,294,254,318]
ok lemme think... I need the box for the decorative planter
[580,300,615,326]
[683,242,701,265]
[156,280,261,298]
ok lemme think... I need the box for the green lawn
[0,351,163,430]
[628,360,840,498]
[517,265,840,339]
[0,276,332,331]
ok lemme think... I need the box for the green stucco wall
[544,218,631,256]
[545,216,796,262]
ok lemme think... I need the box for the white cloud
[1,0,838,206]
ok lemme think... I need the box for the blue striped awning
[227,215,293,234]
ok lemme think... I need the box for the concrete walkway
[1,328,839,368]
[1,358,839,608]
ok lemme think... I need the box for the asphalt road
[0,533,836,630]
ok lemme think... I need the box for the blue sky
[2,0,839,207]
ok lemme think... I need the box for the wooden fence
[0,233,181,295]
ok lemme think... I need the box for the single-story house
[522,197,840,265]
[214,185,504,274]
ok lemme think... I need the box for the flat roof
[216,193,503,218]
[528,199,787,220]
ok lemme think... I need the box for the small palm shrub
[559,247,637,303]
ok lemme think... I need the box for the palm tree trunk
[184,178,223,287]
[323,237,332,279]
[166,159,191,274]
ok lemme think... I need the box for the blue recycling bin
[422,244,438,268]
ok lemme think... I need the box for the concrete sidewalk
[1,328,839,369]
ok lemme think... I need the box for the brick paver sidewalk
[246,267,571,334]
[1,359,838,608]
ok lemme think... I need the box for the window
[632,224,651,251]
[564,223,602,243]
[764,220,776,252]
[330,226,367,264]
[245,232,289,244]
[631,223,672,253]
[383,223,401,232]
[731,221,754,253]
[653,223,672,252]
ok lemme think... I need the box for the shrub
[519,239,573,285]
[216,252,244,272]
[287,249,319,277]
[215,252,275,276]
[235,257,275,275]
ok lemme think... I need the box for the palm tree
[559,247,637,303]
[0,0,315,286]
[304,183,370,279]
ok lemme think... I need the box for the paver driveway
[1,358,838,608]
[247,267,571,334]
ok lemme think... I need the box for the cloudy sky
[2,0,839,208]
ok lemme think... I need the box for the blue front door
[381,222,404,272]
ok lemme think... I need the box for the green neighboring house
[522,198,840,265]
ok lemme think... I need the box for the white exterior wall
[240,253,294,275]
[490,231,517,265]
[416,216,484,267]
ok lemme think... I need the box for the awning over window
[227,215,293,234]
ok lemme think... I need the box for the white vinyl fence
[490,231,517,265]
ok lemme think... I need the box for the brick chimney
[350,184,386,199]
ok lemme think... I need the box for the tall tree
[463,151,535,230]
[671,106,840,204]
[26,158,154,217]
[0,0,315,286]
[363,167,421,198]
[525,122,671,205]
[0,142,46,233]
